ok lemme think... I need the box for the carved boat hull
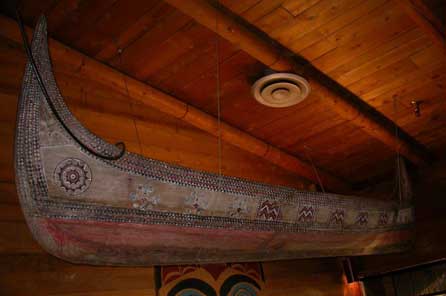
[15,17,414,266]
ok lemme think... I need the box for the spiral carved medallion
[54,158,92,195]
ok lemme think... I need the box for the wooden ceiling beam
[394,0,445,48]
[0,15,349,191]
[164,0,432,166]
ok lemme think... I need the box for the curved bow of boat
[14,16,414,266]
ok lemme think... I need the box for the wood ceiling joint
[164,0,433,167]
[393,0,445,48]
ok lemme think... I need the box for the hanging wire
[118,48,143,154]
[15,9,126,160]
[193,2,224,264]
[215,17,223,183]
[303,145,325,193]
[393,94,403,205]
[216,58,223,181]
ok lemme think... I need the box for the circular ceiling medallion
[251,73,311,108]
[54,158,92,195]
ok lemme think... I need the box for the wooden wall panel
[73,0,159,56]
[111,10,193,80]
[262,259,344,296]
[0,254,156,296]
[46,0,120,48]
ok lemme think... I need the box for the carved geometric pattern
[257,200,281,221]
[54,158,92,195]
[379,212,389,226]
[355,212,368,226]
[297,206,315,223]
[329,210,345,226]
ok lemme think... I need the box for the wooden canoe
[14,16,414,266]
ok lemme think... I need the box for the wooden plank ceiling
[3,0,445,187]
